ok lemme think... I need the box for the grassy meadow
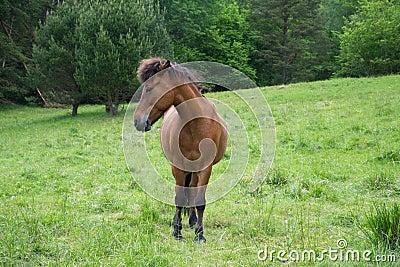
[1,75,399,266]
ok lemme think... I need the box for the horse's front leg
[188,173,198,229]
[193,166,212,243]
[173,205,183,240]
[172,167,187,240]
[194,192,206,243]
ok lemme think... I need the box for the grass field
[1,75,399,266]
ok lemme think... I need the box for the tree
[0,0,52,104]
[161,0,216,61]
[249,0,331,85]
[76,0,173,115]
[204,1,256,79]
[321,0,360,32]
[33,0,172,116]
[337,0,400,77]
[320,0,360,75]
[33,0,83,116]
[161,0,256,80]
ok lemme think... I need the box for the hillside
[0,75,399,266]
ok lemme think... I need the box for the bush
[337,1,400,77]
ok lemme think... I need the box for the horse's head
[134,58,205,132]
[134,58,176,131]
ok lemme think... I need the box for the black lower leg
[173,185,187,240]
[189,207,197,228]
[173,206,183,240]
[194,205,206,243]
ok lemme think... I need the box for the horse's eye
[146,87,153,93]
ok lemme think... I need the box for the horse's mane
[137,58,210,93]
[137,58,169,83]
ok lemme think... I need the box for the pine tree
[33,0,172,116]
[1,0,52,103]
[76,0,173,115]
[250,0,330,85]
[33,0,83,116]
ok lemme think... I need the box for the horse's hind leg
[194,184,207,243]
[174,185,187,240]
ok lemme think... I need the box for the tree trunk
[72,101,79,117]
[106,90,120,116]
[111,103,119,116]
[281,15,289,85]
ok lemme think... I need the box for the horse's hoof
[194,234,206,243]
[173,233,183,241]
[173,231,182,241]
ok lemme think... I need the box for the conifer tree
[250,0,330,85]
[76,0,172,115]
[33,0,83,116]
[33,0,172,116]
[1,0,52,103]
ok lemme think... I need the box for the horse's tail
[185,173,192,187]
[183,173,192,216]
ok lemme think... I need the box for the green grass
[359,203,400,252]
[1,75,400,266]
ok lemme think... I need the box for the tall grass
[361,203,400,252]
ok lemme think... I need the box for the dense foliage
[32,0,82,115]
[336,0,400,77]
[0,0,52,103]
[250,0,331,85]
[1,0,400,114]
[33,0,172,115]
[161,0,256,79]
[75,0,172,115]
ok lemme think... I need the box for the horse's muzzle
[134,118,152,132]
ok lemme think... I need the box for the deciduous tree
[320,0,360,75]
[337,0,400,77]
[161,0,256,80]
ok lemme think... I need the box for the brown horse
[134,58,228,242]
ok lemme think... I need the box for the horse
[133,58,228,242]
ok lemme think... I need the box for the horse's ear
[159,60,171,71]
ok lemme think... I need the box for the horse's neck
[173,86,216,124]
[173,84,202,106]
